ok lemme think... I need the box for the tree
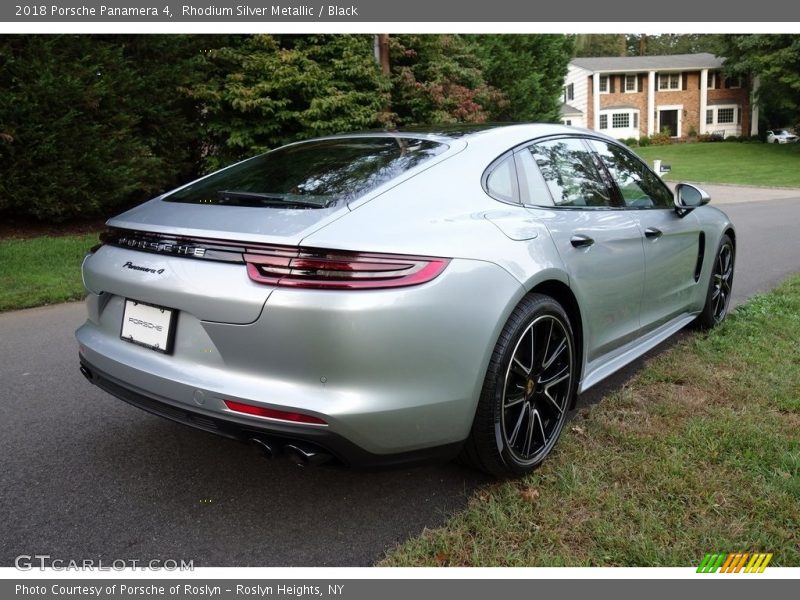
[477,35,574,123]
[721,35,800,129]
[574,34,626,57]
[388,35,503,126]
[185,34,390,171]
[0,35,212,222]
[625,34,725,57]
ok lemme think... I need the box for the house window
[563,119,573,126]
[658,73,681,91]
[612,113,630,129]
[707,105,742,128]
[717,108,735,124]
[599,109,639,134]
[564,83,574,101]
[625,74,638,93]
[707,72,717,89]
[725,76,743,89]
[599,75,609,94]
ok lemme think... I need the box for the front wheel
[460,294,577,477]
[695,234,735,329]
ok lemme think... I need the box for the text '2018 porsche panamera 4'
[76,124,735,476]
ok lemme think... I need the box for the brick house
[560,53,758,140]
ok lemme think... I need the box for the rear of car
[75,134,522,466]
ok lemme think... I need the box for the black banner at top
[4,0,800,22]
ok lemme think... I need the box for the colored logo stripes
[697,553,773,573]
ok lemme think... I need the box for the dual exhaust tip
[249,437,334,467]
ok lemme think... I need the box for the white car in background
[766,129,798,144]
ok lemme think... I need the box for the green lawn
[0,233,99,312]
[636,142,800,187]
[381,276,800,567]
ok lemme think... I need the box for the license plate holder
[120,299,177,354]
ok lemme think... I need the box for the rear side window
[484,155,518,203]
[524,138,613,208]
[165,137,448,209]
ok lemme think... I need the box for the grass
[636,142,800,187]
[381,276,800,567]
[0,233,99,312]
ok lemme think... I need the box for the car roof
[317,123,615,147]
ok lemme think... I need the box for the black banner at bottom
[4,579,795,600]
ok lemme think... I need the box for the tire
[694,234,735,330]
[460,293,577,477]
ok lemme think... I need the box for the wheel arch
[724,226,736,249]
[527,279,584,407]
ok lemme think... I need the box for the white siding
[563,65,590,129]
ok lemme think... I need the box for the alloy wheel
[501,314,574,466]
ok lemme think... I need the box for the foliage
[721,35,800,130]
[574,34,626,57]
[0,35,211,222]
[648,130,673,146]
[0,34,574,223]
[476,35,574,123]
[388,35,503,126]
[625,34,725,57]
[185,34,390,171]
[637,135,651,147]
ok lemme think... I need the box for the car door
[588,139,702,333]
[514,137,645,365]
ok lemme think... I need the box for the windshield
[165,137,448,208]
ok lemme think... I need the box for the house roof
[570,53,724,73]
[559,103,583,116]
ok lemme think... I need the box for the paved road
[1,192,798,567]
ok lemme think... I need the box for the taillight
[244,248,450,290]
[223,400,327,425]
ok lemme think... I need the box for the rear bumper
[79,357,462,468]
[76,257,525,458]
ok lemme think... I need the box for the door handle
[570,234,595,248]
[644,227,663,239]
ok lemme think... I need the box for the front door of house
[659,110,679,137]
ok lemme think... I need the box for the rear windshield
[165,137,448,209]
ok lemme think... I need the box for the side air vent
[694,232,705,282]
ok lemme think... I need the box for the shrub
[638,135,651,147]
[697,133,724,143]
[649,130,672,146]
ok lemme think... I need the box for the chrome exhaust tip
[249,437,274,460]
[79,365,94,382]
[284,443,333,467]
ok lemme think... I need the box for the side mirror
[674,183,710,216]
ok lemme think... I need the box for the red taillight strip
[100,228,450,290]
[223,400,327,426]
[245,250,450,289]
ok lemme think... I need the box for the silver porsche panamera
[76,124,735,476]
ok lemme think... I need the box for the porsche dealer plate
[120,299,176,354]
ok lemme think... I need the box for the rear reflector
[245,248,450,289]
[223,400,327,425]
